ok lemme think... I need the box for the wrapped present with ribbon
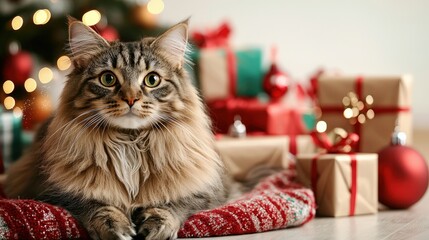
[313,75,412,153]
[207,98,308,136]
[191,23,263,100]
[216,135,292,181]
[296,128,378,217]
[215,134,316,181]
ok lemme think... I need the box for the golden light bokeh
[366,109,375,119]
[343,108,353,119]
[13,107,23,118]
[4,96,15,110]
[24,78,37,92]
[57,55,71,71]
[316,120,327,133]
[39,67,54,84]
[147,0,165,15]
[342,96,350,106]
[358,114,366,124]
[82,10,101,26]
[11,16,23,30]
[33,9,51,25]
[366,95,374,105]
[3,80,15,94]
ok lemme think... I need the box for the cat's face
[65,19,190,130]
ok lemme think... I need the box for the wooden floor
[182,129,429,240]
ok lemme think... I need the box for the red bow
[192,22,231,48]
[311,128,359,153]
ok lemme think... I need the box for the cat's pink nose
[122,98,139,107]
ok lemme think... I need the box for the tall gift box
[296,153,378,217]
[315,75,412,152]
[193,48,263,100]
[191,23,263,100]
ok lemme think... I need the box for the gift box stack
[190,23,316,166]
[295,74,419,217]
[190,22,426,218]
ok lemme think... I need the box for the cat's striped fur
[5,18,238,240]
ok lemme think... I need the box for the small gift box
[191,23,263,100]
[215,134,316,180]
[314,75,412,153]
[208,98,308,136]
[296,153,378,217]
[296,129,378,217]
[215,136,291,180]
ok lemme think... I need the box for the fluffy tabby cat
[5,18,241,240]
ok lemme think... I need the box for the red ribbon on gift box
[315,76,411,152]
[193,23,231,48]
[193,23,237,98]
[310,130,359,216]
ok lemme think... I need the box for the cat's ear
[68,16,110,67]
[151,19,189,69]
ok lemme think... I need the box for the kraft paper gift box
[315,75,412,153]
[215,135,316,180]
[296,153,378,217]
[192,47,263,101]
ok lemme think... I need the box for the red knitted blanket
[0,170,315,239]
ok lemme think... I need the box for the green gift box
[190,47,263,100]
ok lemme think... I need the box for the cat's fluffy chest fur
[42,115,223,209]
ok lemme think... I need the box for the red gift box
[207,98,306,136]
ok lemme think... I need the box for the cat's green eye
[99,72,117,87]
[144,72,161,88]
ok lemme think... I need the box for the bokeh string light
[147,0,165,15]
[4,96,16,110]
[38,67,54,84]
[82,10,101,26]
[33,9,51,25]
[3,80,15,95]
[24,78,37,93]
[57,55,71,71]
[11,16,23,30]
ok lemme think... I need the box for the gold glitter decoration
[342,92,375,125]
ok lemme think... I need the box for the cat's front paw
[87,206,136,240]
[133,207,181,240]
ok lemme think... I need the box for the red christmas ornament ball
[378,145,429,209]
[99,26,119,42]
[263,63,289,101]
[3,51,33,86]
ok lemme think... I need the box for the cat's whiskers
[85,114,106,137]
[46,109,96,143]
[49,109,100,157]
[153,117,176,141]
[159,115,196,138]
[51,109,104,157]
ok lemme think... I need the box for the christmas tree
[0,0,166,129]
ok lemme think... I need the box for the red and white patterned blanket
[0,170,315,239]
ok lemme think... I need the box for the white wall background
[159,0,429,129]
